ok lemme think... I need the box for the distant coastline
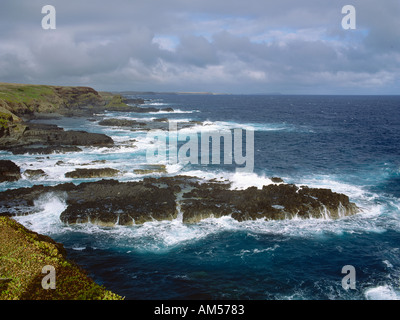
[116,90,233,96]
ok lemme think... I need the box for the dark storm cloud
[0,0,399,93]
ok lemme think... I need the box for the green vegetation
[0,82,130,118]
[0,216,123,300]
[103,94,131,111]
[0,83,56,105]
[0,112,12,129]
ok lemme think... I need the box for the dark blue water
[5,95,400,300]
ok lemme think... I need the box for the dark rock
[27,129,113,147]
[0,182,75,216]
[130,106,160,113]
[65,168,120,179]
[152,118,169,122]
[0,160,21,182]
[118,104,175,113]
[180,182,359,223]
[24,169,47,179]
[133,164,167,175]
[0,122,114,150]
[121,98,145,105]
[98,119,147,127]
[10,146,82,155]
[60,180,177,226]
[0,176,360,226]
[97,117,202,133]
[270,177,284,183]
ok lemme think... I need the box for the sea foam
[364,285,400,300]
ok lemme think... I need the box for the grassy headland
[0,82,130,122]
[0,216,123,300]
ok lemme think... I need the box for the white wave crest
[14,193,67,235]
[365,285,400,300]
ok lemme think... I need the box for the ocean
[1,94,400,300]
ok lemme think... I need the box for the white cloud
[152,36,180,52]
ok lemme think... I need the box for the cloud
[0,0,399,93]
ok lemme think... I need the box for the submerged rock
[0,176,359,226]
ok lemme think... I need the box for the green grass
[0,216,123,300]
[0,83,130,116]
[0,84,56,105]
[0,112,12,129]
[104,94,130,110]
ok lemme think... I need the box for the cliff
[0,82,131,123]
[0,83,122,151]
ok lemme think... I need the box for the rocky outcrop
[61,179,177,226]
[128,106,174,113]
[98,119,147,127]
[24,169,47,179]
[133,164,167,175]
[0,83,105,118]
[0,176,359,226]
[65,168,120,179]
[19,123,113,147]
[0,83,138,119]
[0,122,113,152]
[270,177,284,183]
[180,183,358,223]
[98,117,201,132]
[0,160,21,182]
[9,146,82,155]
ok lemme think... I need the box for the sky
[0,0,399,94]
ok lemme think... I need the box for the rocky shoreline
[0,82,361,299]
[0,169,359,226]
[0,83,360,225]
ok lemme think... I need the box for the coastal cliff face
[0,83,117,151]
[0,83,131,138]
[0,82,129,119]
